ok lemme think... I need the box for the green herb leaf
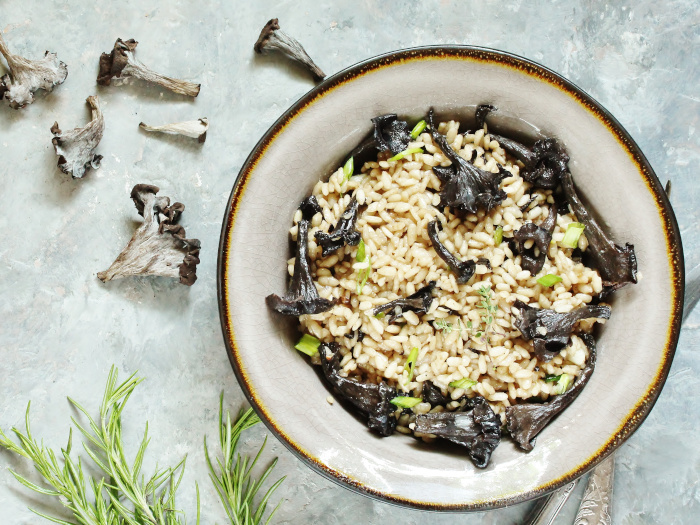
[294,334,321,356]
[390,396,422,409]
[561,222,585,249]
[343,156,354,182]
[448,378,478,389]
[388,147,424,162]
[493,225,503,247]
[543,373,563,383]
[537,274,563,287]
[410,120,427,139]
[434,319,453,333]
[553,374,572,395]
[404,347,420,382]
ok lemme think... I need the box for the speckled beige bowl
[218,46,683,510]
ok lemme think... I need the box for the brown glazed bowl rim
[217,45,684,511]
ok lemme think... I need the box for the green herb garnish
[295,334,321,356]
[434,319,453,333]
[342,156,354,182]
[537,274,563,287]
[561,222,585,249]
[390,396,422,409]
[356,238,366,262]
[375,312,385,319]
[544,373,563,383]
[404,347,420,382]
[448,378,478,389]
[553,374,572,394]
[356,239,371,294]
[388,147,424,162]
[410,120,427,139]
[493,225,503,247]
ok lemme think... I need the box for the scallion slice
[388,147,424,162]
[356,239,365,262]
[553,373,572,394]
[343,156,354,182]
[543,373,562,383]
[410,120,427,139]
[493,225,503,247]
[294,334,321,356]
[537,274,563,287]
[404,347,419,382]
[355,239,371,294]
[448,378,478,389]
[561,223,585,249]
[390,396,422,408]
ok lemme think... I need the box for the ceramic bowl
[217,46,683,510]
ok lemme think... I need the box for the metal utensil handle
[573,454,615,525]
[523,481,578,525]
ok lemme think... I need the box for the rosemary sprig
[204,395,285,525]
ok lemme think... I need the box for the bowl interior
[218,47,682,509]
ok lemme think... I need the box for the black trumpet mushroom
[506,336,597,451]
[514,204,557,275]
[371,282,435,323]
[427,108,507,216]
[266,202,334,315]
[421,381,449,407]
[414,396,501,468]
[314,197,361,257]
[371,114,412,156]
[428,220,490,284]
[299,195,322,221]
[513,300,610,362]
[319,343,397,436]
[560,170,637,296]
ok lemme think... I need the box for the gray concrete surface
[0,1,698,523]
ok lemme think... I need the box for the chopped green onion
[410,120,427,139]
[355,239,371,294]
[374,311,385,319]
[294,334,321,356]
[404,347,419,382]
[390,396,422,409]
[493,225,503,247]
[537,274,563,287]
[449,378,478,389]
[356,239,365,262]
[561,223,585,249]
[343,156,354,182]
[553,374,572,395]
[543,373,562,383]
[388,147,424,162]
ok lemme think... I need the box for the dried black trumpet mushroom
[513,204,558,275]
[97,39,200,97]
[0,30,67,109]
[319,343,397,436]
[428,220,491,284]
[51,96,104,179]
[97,185,201,285]
[139,118,208,143]
[371,282,435,323]
[299,195,322,220]
[475,105,569,189]
[427,108,507,216]
[414,396,501,468]
[561,170,637,296]
[266,218,334,315]
[513,300,610,362]
[421,381,449,407]
[254,18,325,82]
[314,197,361,257]
[506,337,597,451]
[371,114,411,155]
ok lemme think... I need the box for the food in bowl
[266,105,637,468]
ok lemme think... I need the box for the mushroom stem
[123,60,200,97]
[139,118,208,143]
[254,19,325,81]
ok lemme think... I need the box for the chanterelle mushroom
[98,185,201,286]
[97,38,200,97]
[0,29,67,109]
[51,96,105,179]
[139,118,208,143]
[254,19,325,81]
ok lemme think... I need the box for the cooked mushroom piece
[371,282,435,323]
[514,204,557,275]
[428,220,490,284]
[254,19,325,81]
[421,380,449,407]
[561,170,637,296]
[139,118,208,143]
[319,343,397,436]
[299,195,322,221]
[97,39,200,97]
[427,108,507,216]
[414,396,501,468]
[506,336,597,451]
[51,96,105,179]
[371,114,412,156]
[314,197,361,257]
[266,217,334,316]
[513,300,610,362]
[0,30,67,109]
[97,185,200,285]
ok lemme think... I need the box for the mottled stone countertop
[1,1,698,524]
